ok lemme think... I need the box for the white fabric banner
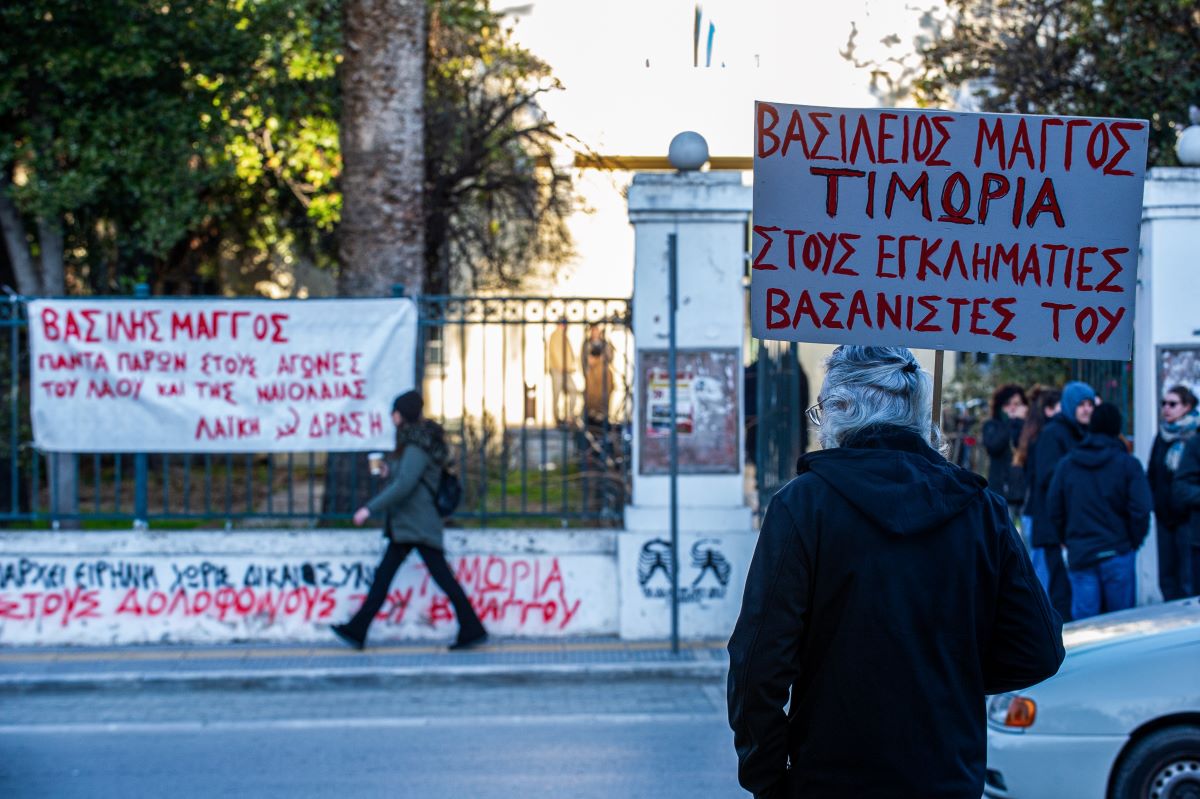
[751,103,1148,359]
[29,298,418,453]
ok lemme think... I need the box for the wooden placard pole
[931,350,945,428]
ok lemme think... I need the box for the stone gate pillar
[619,141,757,639]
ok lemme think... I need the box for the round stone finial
[1178,106,1200,166]
[668,131,709,171]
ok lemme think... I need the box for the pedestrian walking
[1148,385,1199,599]
[1014,388,1061,550]
[982,384,1028,515]
[332,391,488,651]
[582,324,615,428]
[727,346,1063,799]
[546,319,581,428]
[1047,403,1151,620]
[1029,380,1095,621]
[1171,432,1200,598]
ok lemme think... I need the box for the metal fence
[0,294,632,529]
[749,338,808,513]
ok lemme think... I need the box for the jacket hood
[797,425,986,536]
[1065,433,1125,469]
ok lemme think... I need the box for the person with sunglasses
[1149,385,1199,599]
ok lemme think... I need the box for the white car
[984,597,1200,799]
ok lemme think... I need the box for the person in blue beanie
[1047,403,1150,620]
[1028,380,1095,620]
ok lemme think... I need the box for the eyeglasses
[805,401,824,426]
[1162,400,1181,408]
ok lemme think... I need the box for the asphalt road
[0,678,745,798]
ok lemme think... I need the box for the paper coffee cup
[368,452,385,476]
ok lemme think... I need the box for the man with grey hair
[728,346,1064,799]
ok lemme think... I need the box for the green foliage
[1,0,572,297]
[423,0,575,293]
[0,0,314,292]
[915,0,1200,166]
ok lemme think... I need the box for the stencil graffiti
[637,538,731,602]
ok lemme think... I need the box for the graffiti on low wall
[0,550,614,645]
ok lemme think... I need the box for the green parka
[366,421,448,548]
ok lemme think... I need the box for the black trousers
[345,541,485,641]
[1157,523,1194,600]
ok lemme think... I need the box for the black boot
[448,630,488,651]
[331,623,365,651]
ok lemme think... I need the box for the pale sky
[504,0,935,295]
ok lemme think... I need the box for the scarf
[395,419,450,468]
[1160,410,1199,472]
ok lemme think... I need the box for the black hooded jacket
[1171,435,1200,546]
[982,415,1024,502]
[1028,414,1086,547]
[727,426,1064,799]
[1047,434,1151,570]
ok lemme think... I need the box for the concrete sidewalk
[0,637,729,692]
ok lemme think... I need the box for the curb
[0,659,728,694]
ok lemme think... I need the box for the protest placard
[751,103,1148,359]
[29,298,417,453]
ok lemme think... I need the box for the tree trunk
[328,0,427,520]
[0,179,40,295]
[337,0,427,298]
[36,218,65,294]
[32,218,77,525]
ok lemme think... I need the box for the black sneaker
[448,631,488,651]
[331,623,365,651]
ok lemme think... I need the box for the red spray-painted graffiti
[0,555,586,635]
[364,556,582,631]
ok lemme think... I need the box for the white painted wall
[0,526,756,646]
[0,529,617,646]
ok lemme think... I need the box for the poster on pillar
[28,298,418,452]
[1157,346,1200,405]
[638,349,739,475]
[751,103,1148,359]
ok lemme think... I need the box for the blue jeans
[1068,550,1136,620]
[1025,517,1051,588]
[1019,515,1035,553]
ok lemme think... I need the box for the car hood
[1062,597,1200,655]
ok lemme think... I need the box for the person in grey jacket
[332,391,487,651]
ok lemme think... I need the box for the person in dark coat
[982,384,1028,514]
[1028,380,1095,621]
[1014,388,1061,550]
[1047,403,1151,620]
[1172,433,1200,598]
[331,391,487,651]
[1148,385,1199,599]
[727,346,1064,799]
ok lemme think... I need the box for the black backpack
[425,467,463,518]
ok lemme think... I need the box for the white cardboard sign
[29,298,418,452]
[751,103,1148,359]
